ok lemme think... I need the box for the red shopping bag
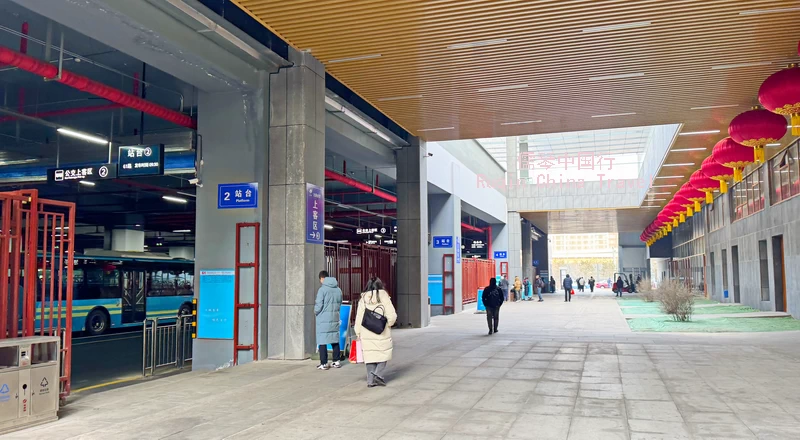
[570,289,575,295]
[349,339,359,363]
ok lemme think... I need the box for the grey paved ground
[6,289,800,439]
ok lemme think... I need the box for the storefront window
[770,141,800,204]
[731,166,764,222]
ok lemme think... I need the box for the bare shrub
[637,278,657,302]
[658,280,695,322]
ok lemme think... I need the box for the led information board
[118,144,165,177]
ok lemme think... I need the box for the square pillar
[428,194,462,316]
[507,211,523,280]
[397,137,429,328]
[521,220,533,282]
[267,51,326,360]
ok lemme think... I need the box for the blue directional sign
[432,236,453,248]
[533,260,540,266]
[455,236,461,264]
[118,144,164,177]
[218,183,258,209]
[306,183,324,244]
[494,251,508,259]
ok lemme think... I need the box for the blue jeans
[536,287,543,300]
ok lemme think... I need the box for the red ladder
[443,254,455,315]
[234,222,260,365]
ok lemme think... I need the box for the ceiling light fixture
[588,72,644,81]
[324,224,334,230]
[711,61,771,70]
[581,21,651,33]
[766,143,781,147]
[477,84,528,92]
[655,176,685,179]
[56,127,109,145]
[78,180,95,186]
[325,96,394,143]
[418,126,455,132]
[690,104,739,110]
[739,6,800,15]
[162,195,188,204]
[678,130,720,136]
[173,229,191,233]
[376,95,423,102]
[591,112,636,118]
[671,148,708,152]
[327,53,381,63]
[648,192,673,195]
[447,38,508,50]
[500,120,542,126]
[663,163,695,167]
[648,198,667,201]
[652,184,679,188]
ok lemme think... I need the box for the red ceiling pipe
[461,222,484,233]
[326,209,396,219]
[0,46,196,129]
[0,104,122,123]
[324,169,397,203]
[17,23,28,115]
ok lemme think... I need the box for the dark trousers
[564,289,571,301]
[486,307,500,332]
[319,343,340,365]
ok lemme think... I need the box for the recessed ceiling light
[652,184,679,188]
[447,38,508,50]
[78,180,95,186]
[671,148,708,152]
[477,84,528,92]
[500,120,542,126]
[649,198,667,201]
[418,126,455,132]
[648,192,672,195]
[327,53,381,63]
[581,21,651,33]
[173,229,191,233]
[324,224,334,230]
[663,163,695,167]
[376,95,423,102]
[690,104,739,110]
[678,130,720,136]
[591,112,636,118]
[711,61,771,70]
[57,127,109,145]
[739,6,800,15]
[642,206,661,208]
[655,176,685,179]
[163,195,188,204]
[766,143,781,147]
[588,72,644,81]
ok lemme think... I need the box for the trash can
[0,336,60,435]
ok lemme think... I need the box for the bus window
[36,268,84,299]
[83,267,120,300]
[147,271,177,297]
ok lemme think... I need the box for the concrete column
[491,221,508,275]
[266,52,326,360]
[428,194,462,315]
[169,246,195,259]
[507,211,523,279]
[111,229,144,252]
[521,221,533,282]
[194,77,269,370]
[397,137,429,328]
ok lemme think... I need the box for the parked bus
[33,253,194,336]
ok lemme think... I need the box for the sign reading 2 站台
[306,183,324,244]
[118,144,165,177]
[218,183,258,209]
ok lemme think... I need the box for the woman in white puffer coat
[354,278,397,387]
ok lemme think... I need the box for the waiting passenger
[315,270,343,370]
[513,276,522,302]
[522,277,531,301]
[563,274,573,302]
[354,278,397,388]
[549,276,556,293]
[500,275,510,302]
[535,275,545,302]
[616,276,625,298]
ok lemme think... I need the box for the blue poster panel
[327,304,353,352]
[306,183,324,244]
[198,269,235,339]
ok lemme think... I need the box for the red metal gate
[0,189,75,399]
[324,241,397,310]
[462,258,496,304]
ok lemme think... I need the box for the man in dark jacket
[499,275,510,302]
[482,278,504,335]
[563,274,573,302]
[588,276,596,293]
[616,276,625,297]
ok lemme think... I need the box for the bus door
[121,270,146,323]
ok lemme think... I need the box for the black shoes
[488,330,493,335]
[374,376,386,387]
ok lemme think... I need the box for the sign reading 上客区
[432,236,453,248]
[306,183,324,244]
[494,251,508,259]
[118,144,165,177]
[48,163,117,183]
[217,183,258,209]
[198,269,235,339]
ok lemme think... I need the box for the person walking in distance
[616,276,625,298]
[549,276,556,294]
[499,275,510,302]
[563,274,574,302]
[535,275,545,302]
[588,276,596,293]
[315,271,343,370]
[482,277,504,335]
[354,278,397,388]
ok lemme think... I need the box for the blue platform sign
[217,183,258,209]
[455,236,461,264]
[198,269,235,339]
[306,183,324,244]
[533,259,540,266]
[432,236,453,248]
[494,251,508,259]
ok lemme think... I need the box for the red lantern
[673,194,694,219]
[689,170,718,204]
[713,137,753,183]
[729,107,786,163]
[758,63,800,136]
[701,156,733,193]
[678,183,705,212]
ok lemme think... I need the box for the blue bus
[35,254,194,335]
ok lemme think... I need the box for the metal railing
[142,316,193,376]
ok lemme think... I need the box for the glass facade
[770,140,800,204]
[671,210,706,292]
[706,195,725,232]
[731,166,765,222]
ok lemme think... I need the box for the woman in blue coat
[315,271,343,370]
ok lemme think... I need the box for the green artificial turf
[626,317,800,333]
[620,305,758,316]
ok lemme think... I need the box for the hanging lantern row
[642,45,800,246]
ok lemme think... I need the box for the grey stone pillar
[507,211,523,279]
[267,52,326,360]
[397,137,429,328]
[428,194,462,315]
[522,221,533,282]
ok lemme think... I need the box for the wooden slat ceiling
[236,0,800,212]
